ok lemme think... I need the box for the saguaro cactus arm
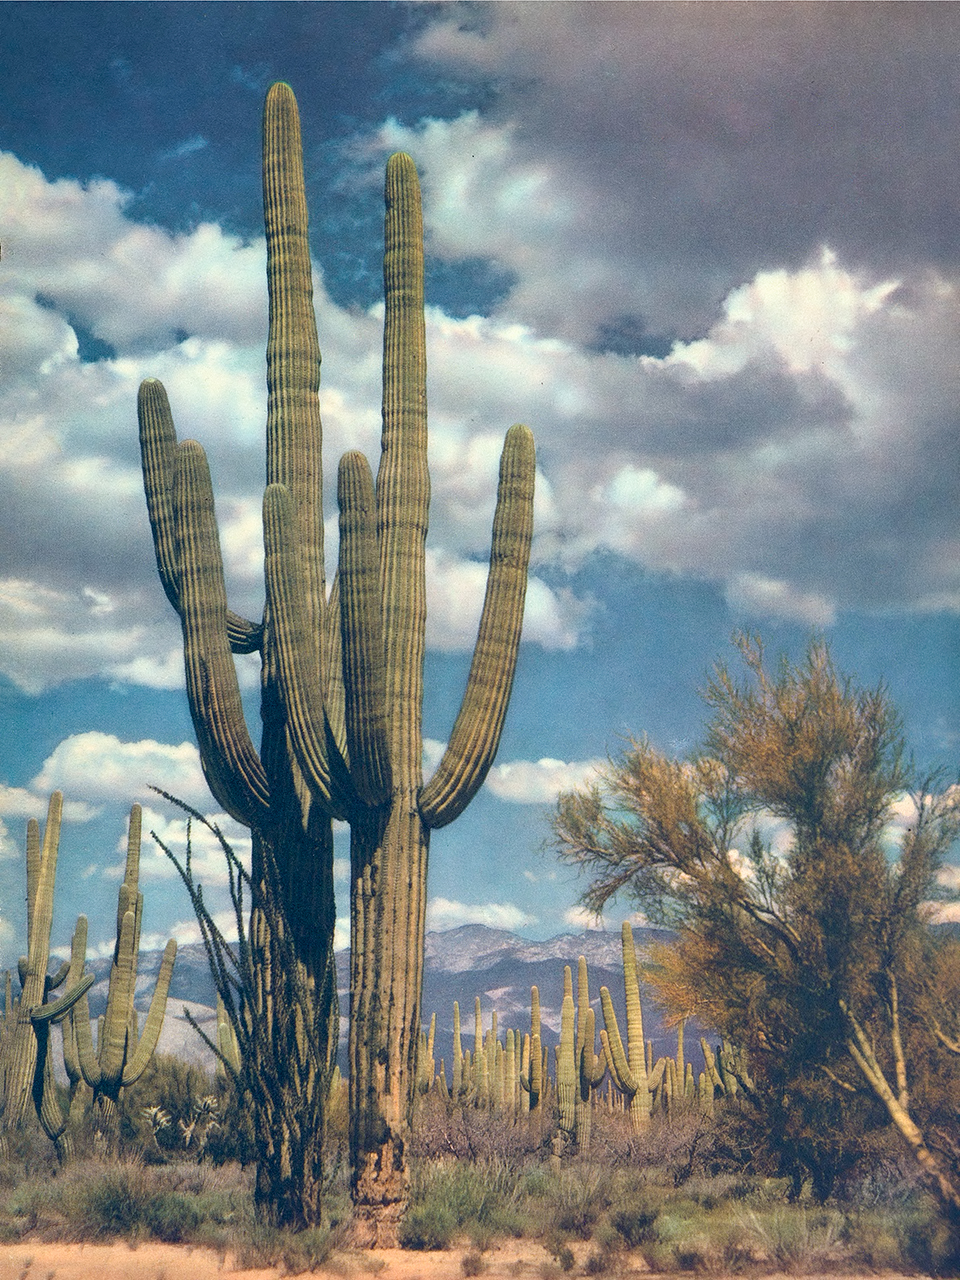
[262,482,348,814]
[174,440,271,826]
[138,379,263,653]
[337,453,392,806]
[124,937,177,1084]
[420,422,536,828]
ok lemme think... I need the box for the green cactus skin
[598,922,653,1133]
[555,973,577,1144]
[138,83,533,1242]
[68,804,177,1136]
[519,985,543,1116]
[3,793,95,1143]
[575,955,606,1151]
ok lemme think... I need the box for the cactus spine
[67,804,176,1136]
[137,82,534,1239]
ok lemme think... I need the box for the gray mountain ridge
[71,922,703,1077]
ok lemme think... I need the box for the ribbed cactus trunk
[138,83,533,1240]
[348,154,534,1245]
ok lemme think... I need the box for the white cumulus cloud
[426,897,537,933]
[30,733,211,811]
[485,757,603,805]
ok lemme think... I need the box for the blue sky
[1,1,959,964]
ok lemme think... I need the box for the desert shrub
[69,1157,157,1236]
[461,1248,487,1275]
[610,1191,661,1248]
[895,1201,960,1275]
[142,1190,203,1242]
[401,1156,527,1249]
[545,1163,613,1239]
[412,1092,547,1166]
[398,1201,457,1250]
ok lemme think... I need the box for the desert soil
[0,1237,621,1280]
[0,1240,927,1280]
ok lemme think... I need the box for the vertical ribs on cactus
[599,921,652,1132]
[66,803,177,1137]
[138,81,534,1241]
[2,793,95,1153]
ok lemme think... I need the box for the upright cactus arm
[420,422,535,828]
[620,922,647,1081]
[174,440,271,826]
[263,81,326,646]
[25,818,39,953]
[99,908,137,1082]
[60,917,88,1084]
[337,453,392,807]
[376,151,429,778]
[123,937,177,1084]
[263,483,349,816]
[555,990,577,1137]
[138,379,262,653]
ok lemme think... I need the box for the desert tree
[553,635,960,1211]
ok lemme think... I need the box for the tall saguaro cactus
[138,83,534,1240]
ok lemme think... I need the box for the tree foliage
[553,635,960,1208]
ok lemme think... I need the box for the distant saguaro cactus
[2,793,94,1154]
[138,82,534,1241]
[66,804,176,1138]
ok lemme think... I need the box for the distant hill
[73,923,707,1077]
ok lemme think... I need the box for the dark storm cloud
[414,2,960,340]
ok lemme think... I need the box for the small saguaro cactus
[2,792,95,1146]
[575,955,606,1151]
[66,804,177,1136]
[519,984,543,1116]
[138,82,534,1239]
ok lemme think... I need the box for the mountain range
[74,923,704,1079]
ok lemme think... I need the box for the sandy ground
[0,1239,927,1280]
[0,1237,622,1280]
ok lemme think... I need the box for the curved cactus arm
[47,959,70,992]
[61,917,88,1084]
[599,988,639,1094]
[71,985,103,1089]
[31,971,95,1025]
[263,82,326,645]
[138,378,263,653]
[123,937,177,1085]
[35,1023,68,1145]
[580,1006,607,1088]
[648,1056,668,1092]
[174,439,271,826]
[338,452,392,806]
[420,423,535,828]
[700,1036,725,1091]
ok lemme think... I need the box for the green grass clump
[401,1157,527,1250]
